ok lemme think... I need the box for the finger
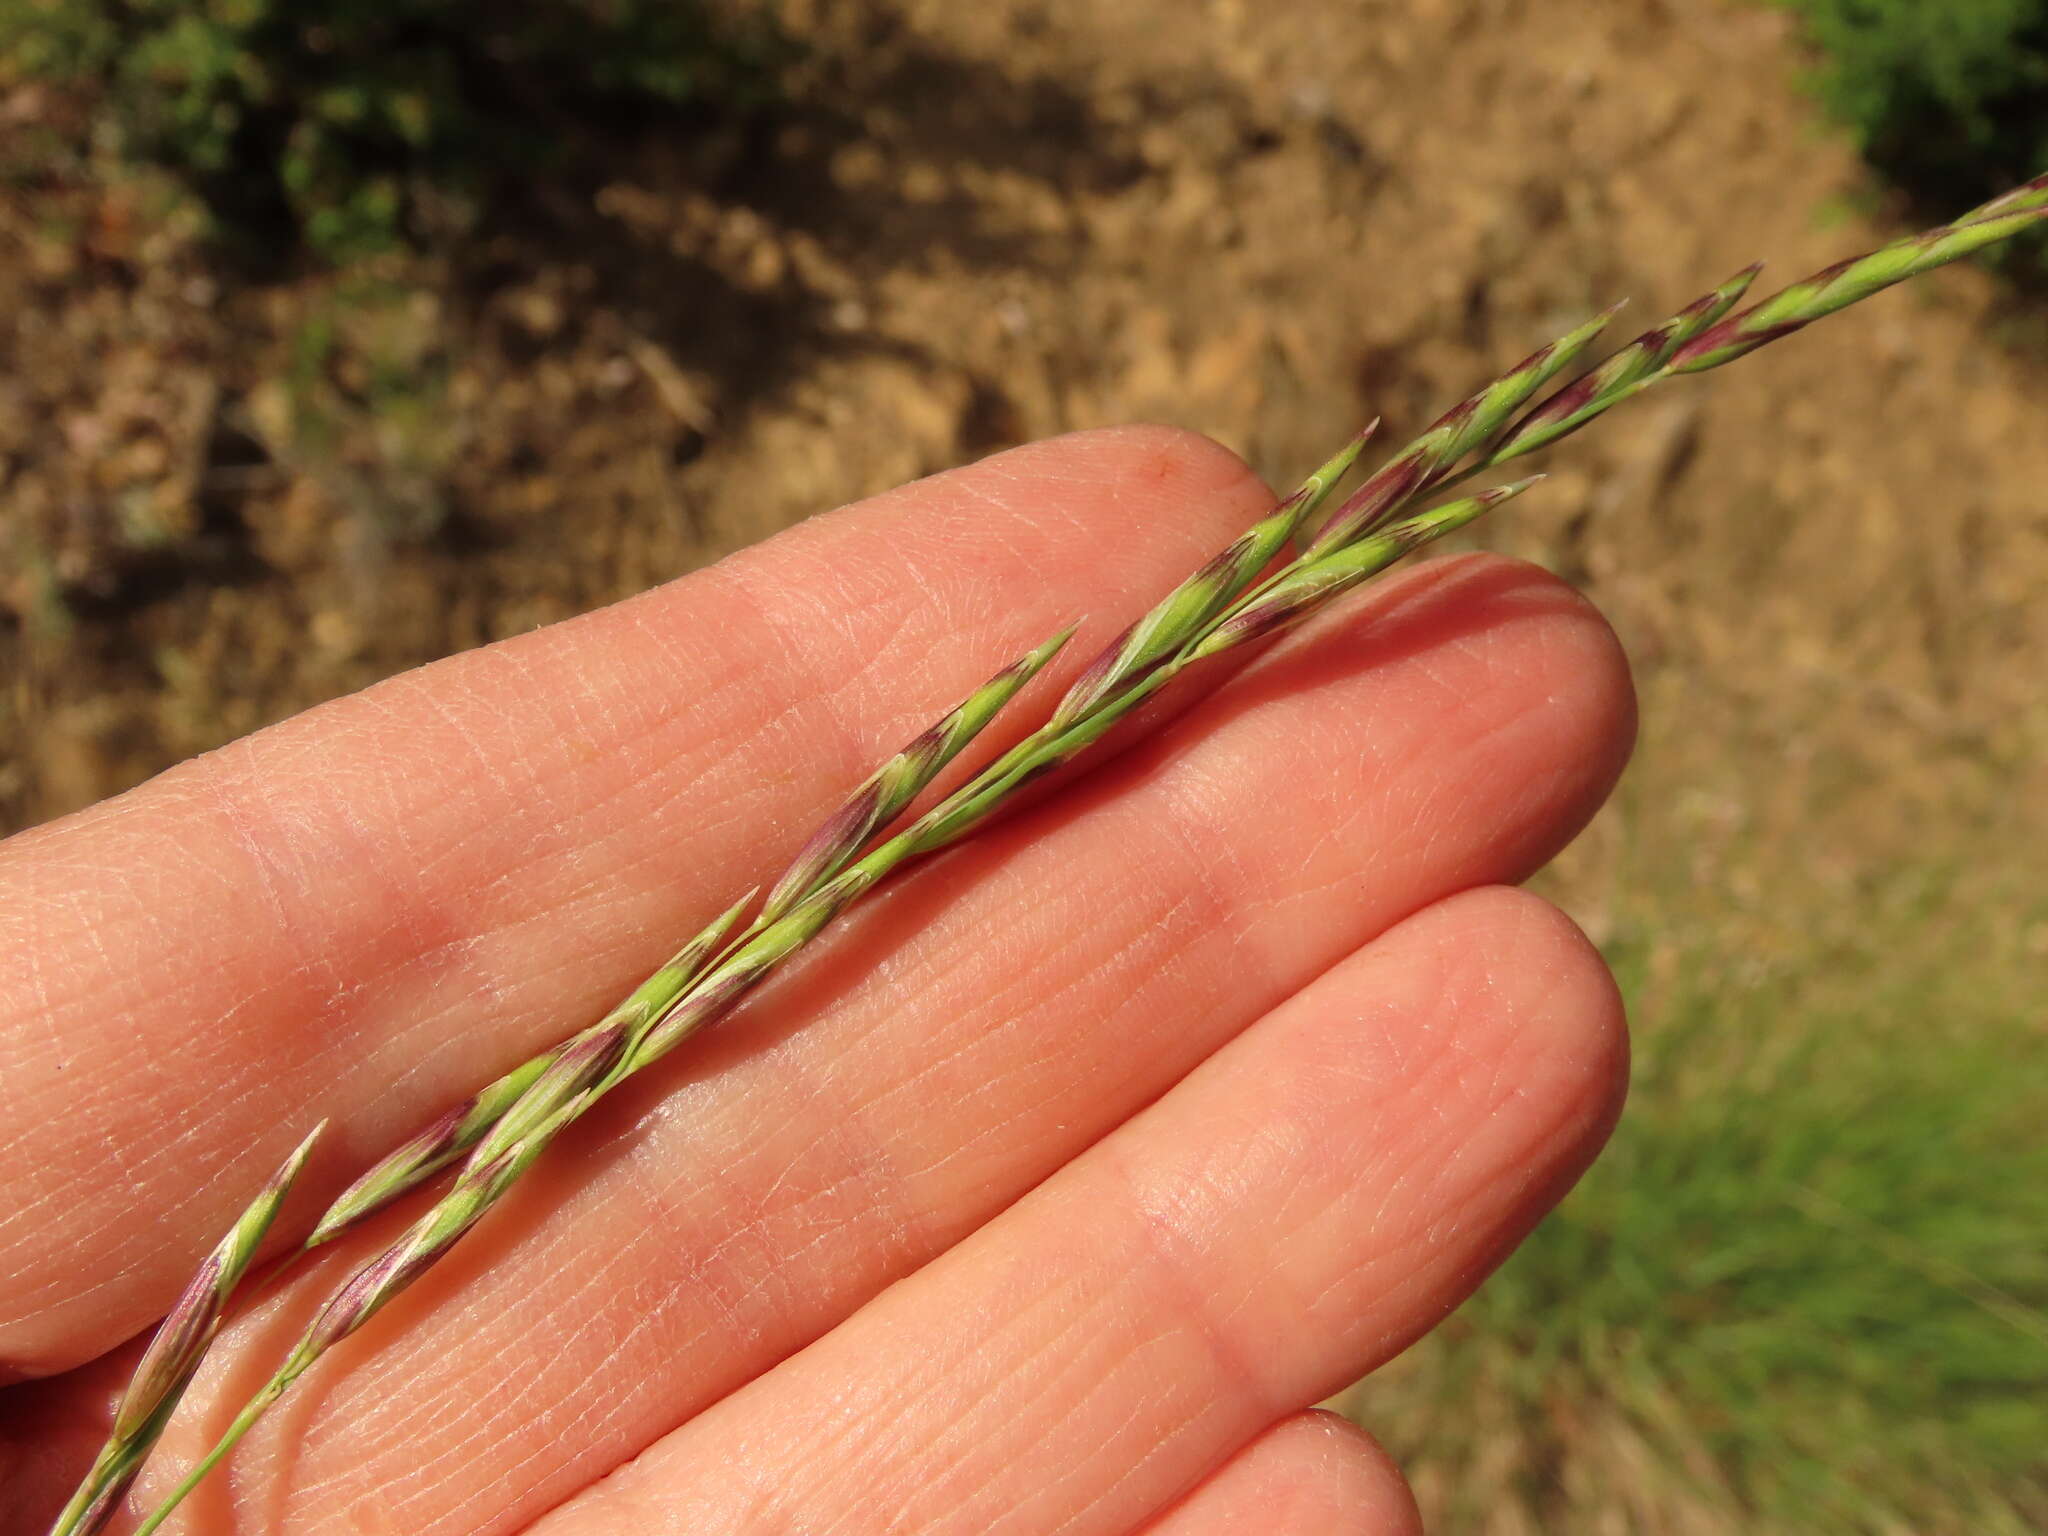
[133,570,1630,1535]
[521,886,1626,1536]
[1137,1412,1420,1536]
[0,425,1275,1377]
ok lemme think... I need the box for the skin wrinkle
[802,1279,1025,1519]
[1,883,78,1082]
[790,1335,942,1531]
[1146,760,1264,971]
[616,1096,763,1271]
[431,808,659,958]
[898,950,1158,1190]
[948,908,1160,1084]
[402,1316,614,1532]
[1,1068,260,1327]
[968,1245,1230,1536]
[940,453,1206,596]
[479,1302,647,1523]
[692,891,1609,1536]
[889,1277,1110,1532]
[616,1121,826,1350]
[650,1199,795,1353]
[1040,1393,1178,1536]
[494,629,663,766]
[1102,1146,1289,1435]
[994,1349,1164,1536]
[617,601,739,729]
[1026,748,1273,1007]
[1099,1333,1239,1497]
[593,1167,774,1359]
[1325,944,1609,1329]
[848,977,1039,1159]
[755,1092,931,1284]
[402,685,570,906]
[712,562,892,803]
[200,746,458,1041]
[894,956,1146,1194]
[715,466,1119,770]
[366,974,516,1112]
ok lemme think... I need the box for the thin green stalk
[83,171,2048,1535]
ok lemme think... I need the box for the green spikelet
[1673,172,2048,373]
[48,1125,323,1536]
[1050,422,1378,727]
[1303,304,1620,559]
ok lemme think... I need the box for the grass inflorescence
[51,170,2048,1536]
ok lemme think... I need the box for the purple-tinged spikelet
[299,1143,525,1362]
[1049,423,1380,727]
[49,1124,323,1536]
[1305,308,1616,558]
[1488,265,1763,463]
[1673,173,2048,373]
[1196,479,1541,659]
[308,889,761,1246]
[1299,450,1431,564]
[757,627,1073,926]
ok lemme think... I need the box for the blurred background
[2,0,2044,1528]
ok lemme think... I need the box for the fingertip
[1279,1411,1425,1535]
[1144,1409,1422,1535]
[967,423,1273,550]
[1400,550,1637,779]
[1412,884,1631,1151]
[1336,551,1638,881]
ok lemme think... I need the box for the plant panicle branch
[61,169,2048,1536]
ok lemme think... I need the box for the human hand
[0,427,1632,1535]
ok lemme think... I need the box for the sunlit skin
[0,427,1632,1534]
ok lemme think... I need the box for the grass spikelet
[47,1125,322,1536]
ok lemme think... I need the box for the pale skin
[0,426,1634,1534]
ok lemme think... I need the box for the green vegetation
[1780,0,2048,261]
[0,0,773,260]
[1349,854,2048,1532]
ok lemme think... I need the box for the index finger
[0,425,1273,1380]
